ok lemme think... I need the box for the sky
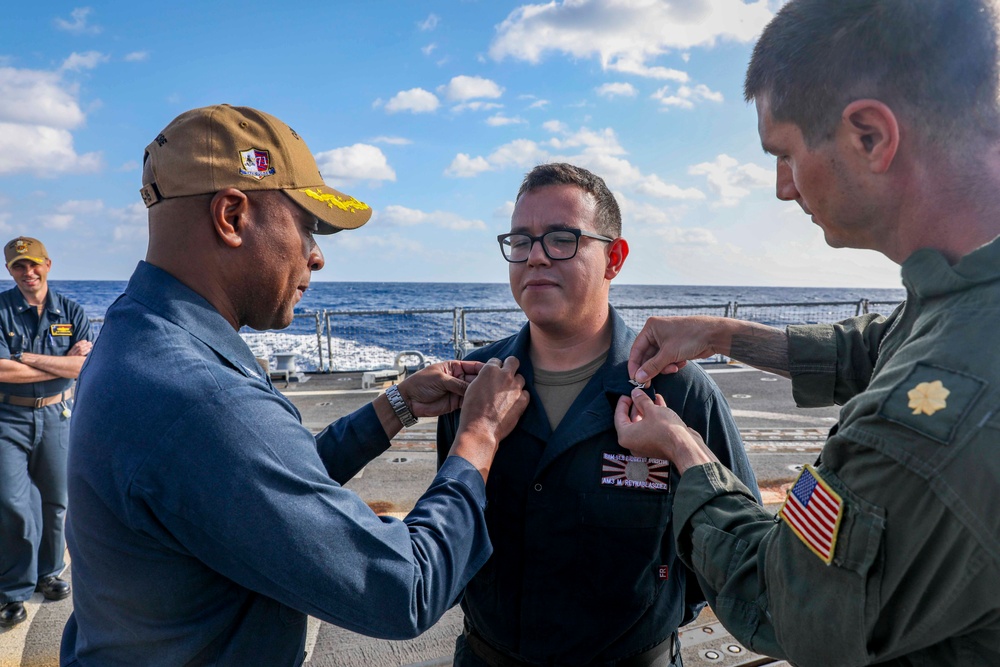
[0,0,903,288]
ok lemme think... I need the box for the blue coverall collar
[124,261,267,382]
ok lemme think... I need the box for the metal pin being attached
[628,378,647,389]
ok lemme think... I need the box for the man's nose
[776,160,798,201]
[526,238,550,265]
[308,243,325,271]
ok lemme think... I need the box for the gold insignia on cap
[300,188,370,213]
[907,380,950,416]
[14,240,27,254]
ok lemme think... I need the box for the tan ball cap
[139,104,372,234]
[5,237,48,268]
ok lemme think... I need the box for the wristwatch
[11,352,22,363]
[385,384,418,427]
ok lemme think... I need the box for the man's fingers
[436,374,469,396]
[614,395,634,429]
[654,393,667,408]
[501,356,520,372]
[629,387,656,414]
[486,357,502,366]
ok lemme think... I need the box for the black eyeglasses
[497,229,615,263]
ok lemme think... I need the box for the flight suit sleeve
[673,435,998,666]
[669,367,762,625]
[787,307,901,408]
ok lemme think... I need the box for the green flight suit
[672,236,1000,666]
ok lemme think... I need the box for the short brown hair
[516,163,621,238]
[745,0,1000,149]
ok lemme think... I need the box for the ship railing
[86,299,904,373]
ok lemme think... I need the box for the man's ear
[209,188,249,249]
[605,237,629,279]
[842,99,899,174]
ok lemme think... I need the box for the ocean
[43,280,907,372]
[46,280,907,322]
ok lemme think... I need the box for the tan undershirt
[533,352,608,431]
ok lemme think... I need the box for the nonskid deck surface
[2,366,817,667]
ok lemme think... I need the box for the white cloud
[0,123,102,176]
[0,68,85,128]
[446,123,704,201]
[654,226,718,245]
[546,125,626,157]
[380,205,486,231]
[688,154,771,206]
[57,199,104,215]
[486,113,527,127]
[453,101,503,113]
[314,144,396,183]
[0,64,103,176]
[385,88,439,114]
[490,0,772,78]
[439,75,504,102]
[596,82,637,98]
[124,51,149,62]
[111,203,148,242]
[418,13,439,31]
[55,7,100,34]
[487,139,548,170]
[118,159,140,172]
[527,99,550,109]
[652,83,723,109]
[422,43,437,56]
[445,153,491,178]
[42,214,75,230]
[61,51,109,72]
[494,201,516,219]
[40,199,105,230]
[369,136,412,146]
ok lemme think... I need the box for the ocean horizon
[40,280,907,322]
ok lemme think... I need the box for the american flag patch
[601,452,670,492]
[779,465,844,565]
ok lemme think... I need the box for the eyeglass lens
[502,230,580,262]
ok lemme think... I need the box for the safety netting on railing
[88,298,909,373]
[322,309,457,372]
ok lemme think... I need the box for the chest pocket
[578,491,674,610]
[44,322,75,354]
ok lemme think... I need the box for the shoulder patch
[878,362,985,444]
[779,465,844,565]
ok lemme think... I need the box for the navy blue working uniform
[437,308,760,666]
[0,286,90,605]
[61,261,492,666]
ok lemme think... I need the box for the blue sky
[1,1,902,287]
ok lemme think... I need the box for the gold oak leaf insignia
[907,380,950,416]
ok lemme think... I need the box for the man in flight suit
[438,163,759,666]
[0,237,92,628]
[615,1,1000,664]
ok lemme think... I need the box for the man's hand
[67,340,93,357]
[628,316,727,385]
[629,316,791,383]
[614,388,718,475]
[449,357,530,481]
[398,360,484,418]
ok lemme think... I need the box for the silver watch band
[385,384,418,427]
